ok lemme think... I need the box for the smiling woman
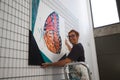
[41,29,85,68]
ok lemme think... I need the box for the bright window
[90,0,119,28]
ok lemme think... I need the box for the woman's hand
[41,63,50,68]
[65,39,71,51]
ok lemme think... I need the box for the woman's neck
[72,42,78,45]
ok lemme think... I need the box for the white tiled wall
[0,0,79,80]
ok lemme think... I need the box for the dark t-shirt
[67,43,85,62]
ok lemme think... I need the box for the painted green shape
[40,51,52,62]
[32,0,40,33]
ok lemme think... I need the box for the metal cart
[64,62,92,80]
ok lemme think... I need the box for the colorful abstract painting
[29,0,67,65]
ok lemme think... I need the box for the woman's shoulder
[76,43,84,49]
[73,43,82,48]
[76,43,82,46]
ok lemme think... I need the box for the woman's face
[68,32,79,44]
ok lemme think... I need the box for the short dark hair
[68,29,79,37]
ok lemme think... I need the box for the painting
[29,0,68,65]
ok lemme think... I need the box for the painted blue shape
[32,0,40,33]
[40,51,52,62]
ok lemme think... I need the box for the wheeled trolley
[64,62,92,80]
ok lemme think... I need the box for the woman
[41,29,85,68]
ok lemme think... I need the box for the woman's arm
[41,58,72,68]
[65,39,72,51]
